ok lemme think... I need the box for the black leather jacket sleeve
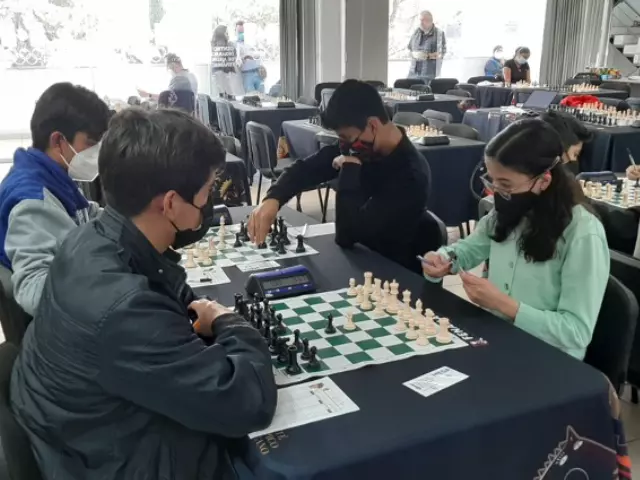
[96,288,277,438]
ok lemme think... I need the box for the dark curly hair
[487,119,593,262]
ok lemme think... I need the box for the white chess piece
[184,250,197,269]
[387,280,399,314]
[355,286,364,306]
[343,311,356,331]
[425,310,437,336]
[383,280,390,296]
[198,248,212,266]
[394,311,407,331]
[360,289,373,311]
[373,299,385,316]
[416,324,428,346]
[406,318,418,340]
[380,290,389,310]
[436,317,452,344]
[372,278,382,302]
[364,272,373,291]
[347,278,357,296]
[208,237,217,256]
[415,299,423,319]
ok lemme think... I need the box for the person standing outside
[407,11,447,82]
[137,53,198,101]
[235,20,265,93]
[211,25,237,96]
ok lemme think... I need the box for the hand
[332,155,362,170]
[248,199,280,245]
[137,88,148,98]
[428,52,440,60]
[189,299,232,337]
[421,251,451,278]
[627,165,640,181]
[459,271,514,313]
[411,51,427,61]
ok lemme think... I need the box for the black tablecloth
[384,94,468,122]
[281,120,484,225]
[462,108,518,142]
[205,206,617,480]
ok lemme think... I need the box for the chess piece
[305,346,321,370]
[415,299,423,320]
[416,324,428,346]
[233,232,242,248]
[402,290,411,309]
[234,293,244,313]
[184,250,197,268]
[386,279,400,314]
[295,234,306,253]
[293,329,302,350]
[373,298,385,315]
[383,280,390,296]
[282,225,291,245]
[380,290,389,310]
[269,230,278,247]
[285,345,302,375]
[275,313,287,335]
[372,278,382,302]
[301,338,311,360]
[269,329,280,355]
[208,237,217,256]
[276,237,287,255]
[364,272,373,291]
[436,317,452,344]
[198,248,212,266]
[360,290,373,311]
[406,318,418,340]
[240,221,250,242]
[394,311,407,332]
[623,190,630,207]
[347,278,357,296]
[425,311,437,336]
[325,314,336,334]
[264,323,272,345]
[276,338,290,364]
[355,286,364,306]
[258,242,268,249]
[343,311,356,331]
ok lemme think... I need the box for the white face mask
[60,142,100,182]
[515,56,528,65]
[495,51,504,60]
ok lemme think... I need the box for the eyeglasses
[480,157,561,200]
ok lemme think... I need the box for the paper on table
[403,366,468,398]
[288,223,335,238]
[249,377,359,439]
[185,266,231,287]
[236,260,281,273]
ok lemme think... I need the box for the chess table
[382,93,469,122]
[208,207,618,480]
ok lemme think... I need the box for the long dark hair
[487,119,592,262]
[212,25,229,47]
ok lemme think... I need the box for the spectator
[236,23,266,94]
[137,53,198,101]
[503,47,531,85]
[211,25,237,96]
[407,11,446,82]
[485,46,504,78]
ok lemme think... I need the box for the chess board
[584,182,640,209]
[180,223,319,274]
[269,288,472,386]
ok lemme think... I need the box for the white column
[344,0,389,82]
[316,0,345,82]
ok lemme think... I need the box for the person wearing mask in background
[137,53,198,102]
[235,20,266,93]
[539,110,593,176]
[485,45,504,78]
[407,11,447,82]
[211,25,237,96]
[0,82,110,316]
[422,120,608,360]
[503,47,531,84]
[11,108,277,480]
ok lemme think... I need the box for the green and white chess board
[583,180,640,209]
[270,288,471,386]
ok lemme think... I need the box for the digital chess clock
[245,265,316,299]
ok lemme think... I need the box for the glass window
[389,0,547,86]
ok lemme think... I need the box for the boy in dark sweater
[248,79,431,272]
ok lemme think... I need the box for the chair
[0,342,44,480]
[296,96,318,107]
[392,112,428,127]
[574,72,602,86]
[195,94,211,127]
[455,83,477,98]
[467,75,499,85]
[0,266,32,345]
[423,109,453,129]
[429,78,459,94]
[599,97,630,112]
[365,80,386,89]
[601,82,630,96]
[314,82,342,105]
[216,134,242,157]
[320,89,336,111]
[216,99,237,138]
[394,78,425,89]
[626,97,640,113]
[158,90,196,114]
[584,275,638,393]
[408,209,449,276]
[441,123,480,140]
[446,89,472,98]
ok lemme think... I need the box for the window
[388,0,547,86]
[0,0,280,135]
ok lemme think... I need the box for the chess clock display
[245,265,317,299]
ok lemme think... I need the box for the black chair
[297,96,318,107]
[599,97,630,112]
[601,81,629,96]
[216,99,237,138]
[365,80,386,89]
[0,342,43,480]
[441,123,480,140]
[423,109,453,129]
[626,97,640,113]
[320,89,336,111]
[409,209,449,276]
[455,83,477,98]
[429,78,459,94]
[394,78,425,89]
[445,89,472,98]
[467,75,499,85]
[574,72,602,86]
[314,82,342,105]
[158,90,196,114]
[216,134,242,157]
[564,78,587,87]
[392,112,427,127]
[316,132,340,223]
[584,275,638,393]
[0,266,32,345]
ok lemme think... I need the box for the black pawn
[276,237,287,255]
[241,221,250,242]
[272,217,279,236]
[234,293,244,313]
[263,298,271,314]
[269,329,280,355]
[301,338,311,360]
[269,230,278,247]
[275,313,287,334]
[233,232,242,248]
[295,234,306,253]
[325,314,336,334]
[293,329,302,350]
[257,242,268,249]
[305,346,320,371]
[285,345,302,375]
[278,217,285,235]
[281,225,291,245]
[264,323,272,344]
[277,338,290,364]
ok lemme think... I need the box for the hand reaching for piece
[627,165,640,181]
[247,199,280,245]
[189,299,232,337]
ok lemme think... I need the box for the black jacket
[265,132,430,271]
[10,207,277,480]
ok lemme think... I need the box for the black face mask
[493,191,538,225]
[171,197,214,250]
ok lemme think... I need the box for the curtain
[540,0,613,86]
[279,0,317,100]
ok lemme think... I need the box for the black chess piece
[264,322,272,344]
[275,313,287,334]
[325,314,336,334]
[277,338,290,364]
[305,346,320,371]
[255,310,263,332]
[272,217,279,236]
[234,293,244,313]
[233,232,242,248]
[285,345,302,375]
[295,234,306,253]
[301,338,311,361]
[270,306,276,322]
[293,329,302,350]
[263,298,270,314]
[258,242,268,249]
[281,225,291,245]
[276,237,287,255]
[269,230,278,247]
[278,217,285,236]
[269,329,280,355]
[249,309,256,328]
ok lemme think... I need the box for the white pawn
[406,318,418,340]
[208,237,217,257]
[394,312,407,332]
[361,289,373,311]
[416,324,429,346]
[198,248,212,266]
[355,286,364,306]
[372,278,382,302]
[184,250,197,269]
[436,317,452,344]
[402,290,411,308]
[373,296,385,315]
[347,278,357,296]
[343,311,356,331]
[380,290,389,310]
[425,311,437,336]
[383,280,390,296]
[415,299,423,320]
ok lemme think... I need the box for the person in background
[484,45,504,78]
[407,11,447,82]
[248,80,431,273]
[503,47,531,84]
[137,53,198,101]
[11,108,277,480]
[422,120,608,360]
[539,110,593,176]
[0,82,109,315]
[211,25,237,96]
[236,20,266,93]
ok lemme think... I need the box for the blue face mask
[237,33,245,43]
[515,56,528,65]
